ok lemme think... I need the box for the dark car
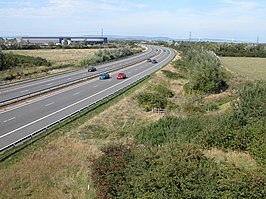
[99,72,110,80]
[147,58,152,62]
[88,66,97,72]
[152,59,158,63]
[116,72,126,79]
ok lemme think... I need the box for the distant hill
[84,35,175,41]
[1,35,253,43]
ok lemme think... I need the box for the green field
[220,56,266,81]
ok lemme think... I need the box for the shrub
[162,70,185,79]
[0,51,50,71]
[91,144,266,198]
[80,47,141,66]
[135,92,168,111]
[172,46,228,94]
[135,84,174,111]
[231,82,266,124]
[135,116,207,146]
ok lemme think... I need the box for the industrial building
[19,36,108,45]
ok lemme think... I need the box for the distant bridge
[20,36,108,45]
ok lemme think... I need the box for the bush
[91,144,133,199]
[91,144,266,198]
[80,47,141,66]
[135,92,168,111]
[0,51,50,71]
[231,82,266,124]
[162,70,185,80]
[135,116,207,146]
[135,84,174,111]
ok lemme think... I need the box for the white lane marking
[3,117,16,123]
[73,92,80,96]
[47,83,53,86]
[67,78,72,80]
[45,102,54,107]
[94,85,98,88]
[21,90,29,93]
[0,77,100,115]
[0,47,154,94]
[135,68,138,70]
[0,49,174,139]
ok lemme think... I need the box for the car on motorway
[116,72,126,79]
[99,72,110,80]
[152,59,158,63]
[88,66,97,72]
[147,58,152,62]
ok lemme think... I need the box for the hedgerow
[134,82,266,166]
[0,51,50,71]
[174,49,228,94]
[80,47,141,66]
[91,144,266,198]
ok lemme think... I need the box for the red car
[116,72,126,79]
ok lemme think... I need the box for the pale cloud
[0,0,265,41]
[0,0,148,18]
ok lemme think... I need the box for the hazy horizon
[1,0,265,43]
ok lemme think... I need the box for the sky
[0,0,265,42]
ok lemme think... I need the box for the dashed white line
[0,48,173,139]
[47,83,53,86]
[73,92,80,96]
[94,85,98,88]
[21,90,29,93]
[67,78,72,80]
[3,117,16,123]
[45,102,54,107]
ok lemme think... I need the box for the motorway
[0,46,175,152]
[0,45,158,105]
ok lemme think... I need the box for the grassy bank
[0,73,157,198]
[1,50,265,198]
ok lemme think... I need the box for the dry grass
[0,134,101,198]
[221,56,266,81]
[204,148,259,171]
[4,49,98,65]
[0,52,262,198]
[78,96,163,141]
[0,58,178,198]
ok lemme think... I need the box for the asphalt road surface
[0,45,158,105]
[0,46,175,151]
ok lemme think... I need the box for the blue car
[99,73,110,80]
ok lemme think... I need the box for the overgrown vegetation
[170,41,266,58]
[0,45,142,81]
[161,69,184,79]
[92,144,266,199]
[80,47,141,66]
[135,84,174,111]
[1,41,266,198]
[173,47,228,94]
[90,43,266,198]
[0,51,50,71]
